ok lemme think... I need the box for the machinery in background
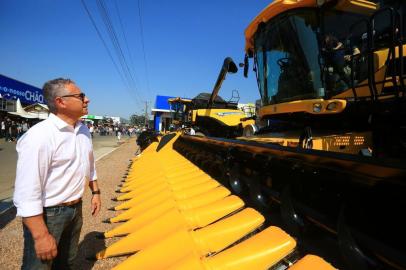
[168,57,255,138]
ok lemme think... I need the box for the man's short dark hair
[42,78,74,113]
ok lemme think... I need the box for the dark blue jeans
[22,202,83,270]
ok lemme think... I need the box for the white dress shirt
[13,113,97,217]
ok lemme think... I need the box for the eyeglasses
[60,93,86,102]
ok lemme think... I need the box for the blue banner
[155,95,175,110]
[0,74,44,104]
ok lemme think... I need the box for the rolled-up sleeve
[83,126,97,181]
[13,133,51,217]
[89,149,97,181]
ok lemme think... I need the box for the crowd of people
[1,115,141,143]
[87,124,140,139]
[0,117,36,142]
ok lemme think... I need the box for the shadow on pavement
[0,204,16,229]
[74,231,106,270]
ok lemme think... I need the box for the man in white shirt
[13,78,101,270]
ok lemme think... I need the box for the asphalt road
[0,133,132,213]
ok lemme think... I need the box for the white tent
[24,103,49,120]
[8,99,42,119]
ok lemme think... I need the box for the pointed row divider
[105,132,336,269]
[96,195,245,259]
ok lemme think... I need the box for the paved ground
[0,133,134,214]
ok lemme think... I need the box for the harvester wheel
[337,205,370,270]
[228,163,247,195]
[243,124,258,137]
[249,181,269,211]
[280,185,305,239]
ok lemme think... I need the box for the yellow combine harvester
[100,0,405,269]
[168,58,255,138]
[170,0,406,269]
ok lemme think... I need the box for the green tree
[130,114,146,126]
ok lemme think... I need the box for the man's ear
[55,97,66,110]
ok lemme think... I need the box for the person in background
[117,129,122,142]
[13,78,101,270]
[21,120,29,135]
[89,124,94,138]
[10,120,17,141]
[324,35,348,82]
[16,121,23,140]
[324,34,361,89]
[0,119,5,138]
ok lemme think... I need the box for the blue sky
[0,0,270,118]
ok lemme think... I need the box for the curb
[0,205,16,230]
[95,139,132,162]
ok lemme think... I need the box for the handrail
[369,7,398,101]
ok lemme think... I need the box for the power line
[80,0,131,93]
[137,0,151,94]
[114,0,136,74]
[96,0,143,105]
[113,0,144,103]
[97,0,134,87]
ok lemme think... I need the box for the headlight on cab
[326,102,338,111]
[313,103,322,113]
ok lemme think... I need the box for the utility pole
[144,101,148,127]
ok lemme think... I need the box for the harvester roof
[192,92,238,109]
[168,97,192,104]
[244,0,317,53]
[193,92,226,103]
[244,0,377,53]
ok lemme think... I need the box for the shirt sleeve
[90,149,97,181]
[89,136,97,181]
[13,132,51,217]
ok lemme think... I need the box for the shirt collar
[49,113,83,132]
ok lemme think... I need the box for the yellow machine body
[192,108,255,128]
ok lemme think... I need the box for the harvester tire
[249,181,269,211]
[228,163,247,195]
[280,185,304,239]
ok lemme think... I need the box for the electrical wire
[80,0,131,92]
[96,0,143,105]
[137,0,151,95]
[113,0,145,105]
[114,0,136,75]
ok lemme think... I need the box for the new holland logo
[216,112,244,116]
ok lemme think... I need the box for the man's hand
[91,194,101,216]
[23,215,58,261]
[34,232,58,261]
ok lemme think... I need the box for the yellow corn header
[97,133,336,269]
